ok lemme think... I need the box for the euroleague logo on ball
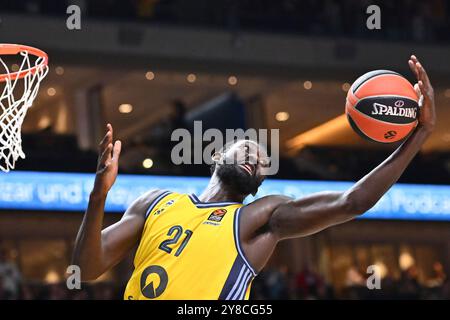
[384,131,397,139]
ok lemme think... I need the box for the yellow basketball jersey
[124,191,257,300]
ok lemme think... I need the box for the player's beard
[216,164,263,197]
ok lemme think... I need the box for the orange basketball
[345,70,419,143]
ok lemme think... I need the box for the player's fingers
[99,143,113,168]
[416,62,431,87]
[416,63,426,87]
[112,140,122,162]
[418,80,433,105]
[415,82,424,107]
[108,124,114,139]
[98,131,111,150]
[413,83,421,99]
[410,55,420,72]
[98,126,112,153]
[408,59,419,79]
[418,81,428,98]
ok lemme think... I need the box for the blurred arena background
[0,0,449,300]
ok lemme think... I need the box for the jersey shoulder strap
[144,190,174,218]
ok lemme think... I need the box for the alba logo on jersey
[207,209,227,222]
[140,265,168,299]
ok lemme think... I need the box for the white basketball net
[0,50,48,172]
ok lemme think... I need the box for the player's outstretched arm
[267,55,436,240]
[72,124,160,281]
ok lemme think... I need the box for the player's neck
[198,175,245,204]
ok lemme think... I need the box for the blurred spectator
[92,282,118,300]
[377,274,397,300]
[427,261,447,288]
[344,265,367,299]
[264,265,290,299]
[20,283,35,300]
[345,265,365,287]
[398,266,422,299]
[47,283,69,300]
[0,249,22,299]
[442,278,450,299]
[295,266,325,299]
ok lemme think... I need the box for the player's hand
[92,124,122,197]
[408,55,436,133]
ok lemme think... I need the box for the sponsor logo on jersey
[371,101,417,118]
[140,265,168,299]
[207,209,227,222]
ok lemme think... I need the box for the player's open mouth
[239,163,255,175]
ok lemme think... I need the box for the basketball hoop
[0,44,49,172]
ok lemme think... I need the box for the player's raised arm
[72,124,161,280]
[266,55,436,240]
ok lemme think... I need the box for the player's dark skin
[73,55,436,280]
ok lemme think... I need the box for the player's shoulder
[128,189,173,215]
[245,194,293,211]
[237,195,294,243]
[240,194,293,222]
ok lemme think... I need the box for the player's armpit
[267,191,360,240]
[100,189,165,270]
[240,195,291,242]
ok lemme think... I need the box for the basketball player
[73,55,436,300]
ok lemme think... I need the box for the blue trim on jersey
[233,207,257,276]
[188,194,241,208]
[219,255,254,300]
[235,269,253,300]
[145,191,172,218]
[219,256,244,299]
[190,194,201,202]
